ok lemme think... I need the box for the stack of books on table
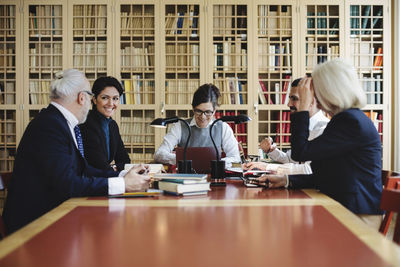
[153,173,210,196]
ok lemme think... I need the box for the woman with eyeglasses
[79,76,130,171]
[154,83,241,167]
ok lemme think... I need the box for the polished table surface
[0,180,399,267]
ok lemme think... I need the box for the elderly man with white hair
[3,69,150,234]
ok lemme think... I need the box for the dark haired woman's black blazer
[80,109,130,171]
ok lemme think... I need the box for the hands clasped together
[124,164,151,192]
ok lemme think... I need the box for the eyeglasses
[193,109,214,117]
[80,91,94,97]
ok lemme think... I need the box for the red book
[281,75,291,104]
[235,114,243,143]
[259,80,273,104]
[285,112,291,143]
[228,111,235,131]
[241,123,246,144]
[378,113,383,142]
[282,111,287,143]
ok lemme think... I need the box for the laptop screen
[175,147,217,174]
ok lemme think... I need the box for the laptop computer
[175,147,217,174]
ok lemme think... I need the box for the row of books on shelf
[29,80,50,105]
[121,78,154,105]
[121,45,154,69]
[165,79,198,105]
[72,5,106,35]
[350,5,382,35]
[363,111,383,141]
[73,43,106,68]
[0,147,15,157]
[0,5,15,33]
[156,173,210,196]
[213,77,247,105]
[307,12,339,35]
[165,6,198,36]
[214,39,247,71]
[0,7,15,36]
[213,5,246,35]
[128,152,154,164]
[0,120,16,144]
[0,110,16,120]
[120,116,154,144]
[363,75,382,105]
[350,42,383,70]
[258,75,291,105]
[0,49,15,68]
[0,82,15,105]
[0,148,15,172]
[258,39,291,71]
[166,43,199,70]
[29,5,62,36]
[0,135,16,145]
[215,111,247,145]
[121,11,154,35]
[29,44,62,68]
[258,5,291,36]
[306,40,339,68]
[276,111,291,144]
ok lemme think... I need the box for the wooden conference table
[0,180,399,267]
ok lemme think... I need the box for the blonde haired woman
[261,59,382,216]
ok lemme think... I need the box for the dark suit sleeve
[85,163,119,178]
[35,119,109,198]
[112,122,130,171]
[290,111,362,162]
[289,174,316,189]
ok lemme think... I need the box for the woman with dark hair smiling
[80,76,130,171]
[154,83,240,167]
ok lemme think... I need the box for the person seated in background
[257,59,383,218]
[79,76,130,171]
[244,78,329,175]
[3,69,150,234]
[154,83,240,167]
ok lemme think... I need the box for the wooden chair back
[379,173,400,235]
[380,188,400,244]
[381,170,400,188]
